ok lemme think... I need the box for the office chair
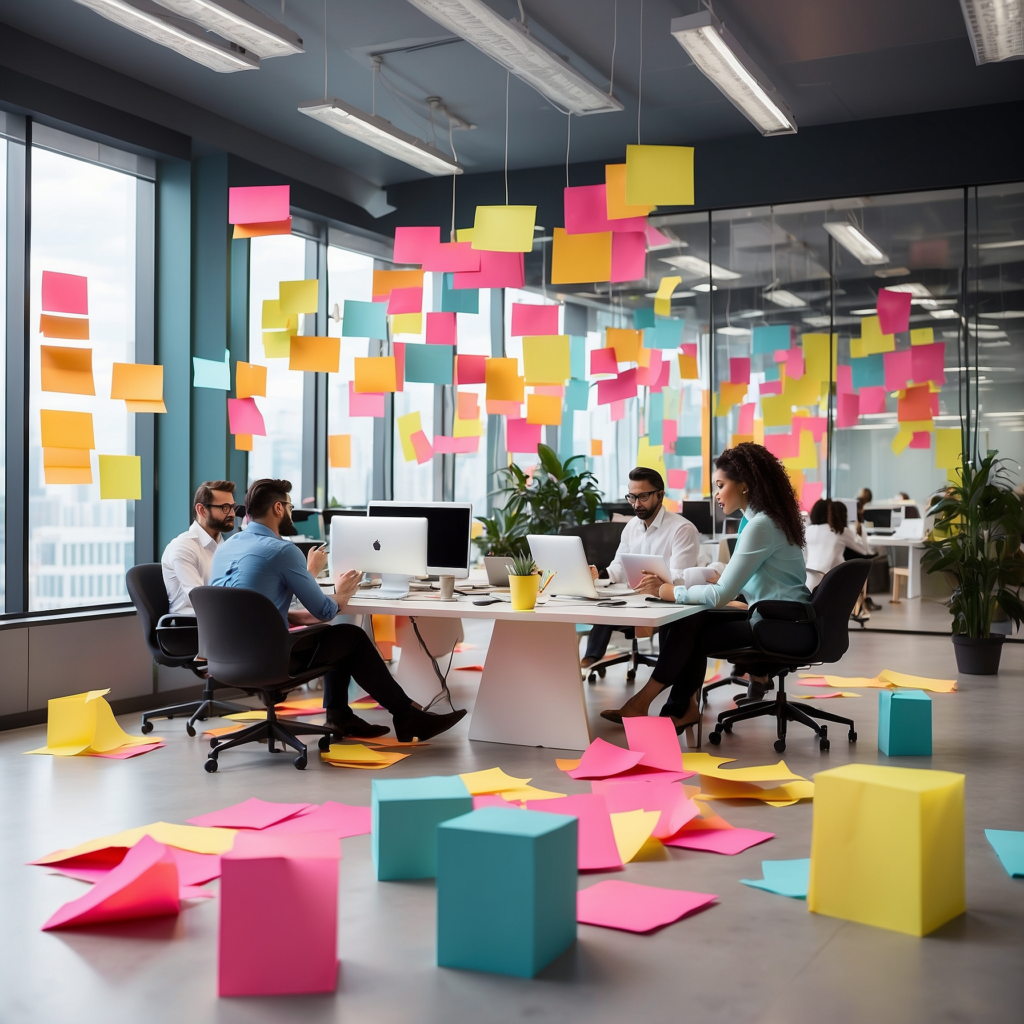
[703,559,871,753]
[189,586,336,772]
[126,564,248,736]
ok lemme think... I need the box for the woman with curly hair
[601,443,810,744]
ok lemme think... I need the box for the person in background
[804,498,874,591]
[580,466,701,670]
[210,478,466,743]
[855,487,873,525]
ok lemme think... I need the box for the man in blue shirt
[210,478,465,743]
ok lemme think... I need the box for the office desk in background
[864,535,928,599]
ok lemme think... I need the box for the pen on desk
[538,570,557,596]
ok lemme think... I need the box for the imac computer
[681,500,714,537]
[367,501,473,579]
[329,516,428,599]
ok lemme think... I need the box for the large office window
[0,136,7,611]
[451,287,491,512]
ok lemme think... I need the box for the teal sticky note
[342,299,388,339]
[851,352,885,390]
[675,436,702,456]
[649,390,664,423]
[441,273,478,313]
[985,829,1024,878]
[763,362,780,381]
[404,342,453,385]
[564,378,589,414]
[878,689,931,756]
[740,858,810,899]
[633,308,655,330]
[569,336,586,380]
[192,351,230,390]
[687,466,702,491]
[645,318,684,350]
[752,324,790,354]
[558,415,574,463]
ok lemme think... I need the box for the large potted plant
[922,450,1024,674]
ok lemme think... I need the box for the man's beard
[635,502,658,520]
[278,511,299,536]
[209,517,234,534]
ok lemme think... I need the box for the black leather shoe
[393,706,467,743]
[325,711,390,739]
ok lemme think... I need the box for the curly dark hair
[714,443,805,548]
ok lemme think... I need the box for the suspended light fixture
[659,254,741,280]
[822,223,889,266]
[150,0,303,58]
[959,0,1024,64]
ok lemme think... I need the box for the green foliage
[505,552,538,577]
[922,450,1024,638]
[474,504,531,559]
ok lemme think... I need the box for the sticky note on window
[410,430,434,464]
[506,418,541,454]
[456,354,487,385]
[678,353,698,379]
[354,356,398,392]
[606,328,641,363]
[643,318,683,351]
[349,380,384,417]
[262,299,296,331]
[471,205,537,252]
[39,314,89,340]
[523,335,570,385]
[329,434,352,468]
[910,327,934,347]
[654,275,682,318]
[935,428,961,469]
[453,414,482,438]
[397,411,423,462]
[278,279,318,315]
[112,363,165,412]
[289,336,340,373]
[227,397,266,436]
[343,300,388,339]
[43,447,92,485]
[235,434,253,451]
[263,331,292,359]
[426,311,457,345]
[372,269,424,300]
[387,286,422,315]
[511,303,560,337]
[98,455,141,500]
[391,312,423,335]
[877,288,912,334]
[229,185,289,225]
[235,361,267,399]
[486,357,525,403]
[403,344,453,386]
[441,273,479,313]
[232,220,291,239]
[605,163,654,220]
[625,144,694,206]
[526,393,562,426]
[41,410,94,449]
[590,439,603,456]
[637,436,667,482]
[597,368,638,405]
[193,352,231,390]
[41,271,88,315]
[457,391,479,420]
[41,346,94,395]
[761,393,792,428]
[551,228,612,284]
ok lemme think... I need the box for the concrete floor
[1,624,1022,1024]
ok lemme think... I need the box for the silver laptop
[527,535,600,599]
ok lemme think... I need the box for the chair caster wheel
[774,739,786,753]
[140,720,154,734]
[848,730,857,742]
[819,725,828,739]
[204,758,218,773]
[625,670,636,684]
[597,666,606,679]
[210,739,219,749]
[708,730,722,745]
[293,755,307,770]
[723,722,733,734]
[318,736,332,752]
[587,672,597,684]
[820,738,831,752]
[186,723,196,737]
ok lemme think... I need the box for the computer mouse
[473,597,503,606]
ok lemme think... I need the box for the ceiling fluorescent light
[717,326,751,335]
[763,288,806,308]
[981,309,1024,318]
[71,0,258,70]
[929,309,960,319]
[298,98,462,176]
[823,222,889,265]
[958,0,1024,64]
[882,282,933,298]
[977,238,1024,249]
[150,0,302,57]
[404,0,622,115]
[659,254,741,280]
[670,11,796,136]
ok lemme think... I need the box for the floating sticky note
[41,409,94,449]
[526,393,562,426]
[678,353,699,379]
[877,288,912,334]
[453,414,482,438]
[403,344,453,385]
[391,312,423,335]
[193,352,231,390]
[751,324,790,355]
[486,357,524,403]
[235,361,266,399]
[511,303,560,337]
[597,368,637,405]
[372,268,424,300]
[837,390,860,428]
[729,357,750,384]
[851,352,885,390]
[455,354,487,385]
[506,418,542,454]
[349,381,384,418]
[387,286,422,315]
[262,331,291,359]
[41,271,88,315]
[606,327,641,363]
[425,310,457,345]
[625,144,694,206]
[278,279,318,315]
[897,384,935,422]
[424,241,480,274]
[343,300,388,339]
[441,273,480,312]
[910,327,934,347]
[934,428,961,469]
[229,185,289,225]
[715,381,748,416]
[235,434,253,452]
[883,349,913,391]
[610,231,647,282]
[354,355,398,392]
[232,220,291,239]
[433,435,479,454]
[39,314,89,340]
[227,397,266,436]
[605,163,655,220]
[911,342,945,385]
[551,227,612,284]
[653,275,682,318]
[457,390,479,420]
[591,347,618,375]
[523,335,570,385]
[565,183,646,235]
[43,447,92,485]
[290,336,340,373]
[328,434,351,468]
[98,455,142,500]
[452,249,524,289]
[41,345,94,395]
[409,431,433,464]
[397,411,423,462]
[471,205,536,252]
[590,439,603,456]
[393,225,441,264]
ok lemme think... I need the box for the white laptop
[619,553,673,590]
[527,535,600,599]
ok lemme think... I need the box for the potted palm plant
[922,450,1024,674]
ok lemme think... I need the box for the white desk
[864,535,927,598]
[341,587,702,751]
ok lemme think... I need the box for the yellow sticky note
[761,393,791,428]
[605,327,641,363]
[261,299,296,331]
[111,362,163,402]
[876,669,957,693]
[678,353,698,379]
[278,279,319,315]
[697,758,807,788]
[485,357,525,403]
[43,448,92,485]
[328,434,352,468]
[783,367,823,408]
[391,312,423,335]
[354,356,397,393]
[551,227,613,284]
[910,327,935,347]
[234,434,253,451]
[591,439,603,456]
[262,331,291,358]
[471,205,537,252]
[637,436,667,483]
[459,767,532,794]
[98,455,142,500]
[372,269,425,299]
[801,333,837,384]
[625,144,694,206]
[610,809,661,863]
[501,785,568,803]
[41,409,94,449]
[235,361,267,398]
[852,316,895,356]
[526,393,562,426]
[892,428,912,455]
[522,335,570,385]
[934,428,961,470]
[453,415,482,438]
[655,274,682,317]
[786,467,804,501]
[715,381,748,416]
[397,410,422,462]
[783,430,818,471]
[455,227,474,243]
[32,819,235,860]
[41,346,94,396]
[605,162,654,219]
[289,336,341,373]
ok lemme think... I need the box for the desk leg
[469,619,591,751]
[907,545,923,599]
[394,616,464,707]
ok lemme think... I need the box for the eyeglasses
[202,502,241,515]
[624,490,662,504]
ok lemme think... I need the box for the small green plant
[505,552,537,577]
[474,504,531,559]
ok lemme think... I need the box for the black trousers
[289,623,412,718]
[652,609,752,716]
[584,623,615,660]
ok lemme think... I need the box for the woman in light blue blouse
[601,443,810,744]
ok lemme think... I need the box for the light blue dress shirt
[672,508,810,609]
[210,523,338,622]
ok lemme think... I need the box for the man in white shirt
[581,467,701,668]
[161,480,238,615]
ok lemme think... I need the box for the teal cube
[878,690,932,756]
[437,807,577,978]
[371,775,472,880]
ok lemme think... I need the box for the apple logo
[373,539,381,551]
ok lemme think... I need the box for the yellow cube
[808,764,965,936]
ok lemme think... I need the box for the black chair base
[586,633,658,685]
[141,680,249,737]
[205,707,335,772]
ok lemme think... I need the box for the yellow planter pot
[508,574,540,611]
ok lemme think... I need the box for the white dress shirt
[605,506,701,586]
[803,523,874,589]
[161,520,223,614]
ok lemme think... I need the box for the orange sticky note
[625,144,694,206]
[41,410,94,449]
[232,219,291,239]
[678,354,698,379]
[111,363,163,401]
[43,447,92,484]
[234,434,253,451]
[551,228,612,284]
[605,163,654,219]
[591,439,603,456]
[41,346,94,396]
[39,314,89,340]
[289,336,340,373]
[354,356,398,393]
[328,434,352,468]
[235,361,267,399]
[372,269,424,300]
[485,357,525,403]
[606,328,641,363]
[526,393,562,426]
[457,391,479,420]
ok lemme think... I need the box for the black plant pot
[951,634,1005,675]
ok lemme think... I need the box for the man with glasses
[581,467,701,670]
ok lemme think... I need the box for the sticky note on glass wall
[372,269,424,300]
[426,311,457,345]
[41,346,94,395]
[397,411,423,462]
[654,275,681,318]
[41,271,88,315]
[551,228,612,284]
[471,205,537,253]
[523,335,570,385]
[387,286,423,315]
[625,145,694,206]
[637,437,667,482]
[486,357,525,403]
[410,430,434,464]
[526,393,562,426]
[43,447,92,485]
[235,361,267,399]
[391,312,423,335]
[441,273,479,313]
[39,314,89,340]
[289,336,340,373]
[234,434,253,451]
[41,409,94,449]
[677,353,699,379]
[112,363,165,412]
[935,428,961,469]
[228,185,289,225]
[511,303,560,337]
[227,397,266,436]
[403,344,453,386]
[349,380,385,418]
[453,414,482,438]
[455,354,487,385]
[392,225,440,264]
[606,328,641,363]
[457,391,479,420]
[193,352,231,390]
[343,300,388,339]
[98,455,142,500]
[354,356,398,392]
[328,434,352,468]
[877,288,912,334]
[910,327,934,347]
[262,300,296,331]
[590,439,603,456]
[278,279,318,315]
[605,163,654,220]
[262,331,292,359]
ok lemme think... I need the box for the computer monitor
[329,515,428,599]
[368,501,473,578]
[322,507,366,532]
[290,509,323,542]
[863,507,892,529]
[682,500,713,536]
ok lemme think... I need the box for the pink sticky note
[393,341,406,391]
[456,354,487,385]
[646,223,673,247]
[262,801,371,839]
[567,737,645,780]
[610,231,647,283]
[527,794,623,872]
[433,434,479,454]
[858,386,887,414]
[452,250,524,289]
[836,364,853,394]
[662,419,678,447]
[760,380,783,396]
[764,432,799,459]
[349,380,384,417]
[506,418,541,454]
[737,403,755,435]
[837,390,860,428]
[680,343,697,359]
[909,431,931,450]
[409,430,434,463]
[533,384,564,397]
[425,310,457,345]
[610,399,626,422]
[393,225,440,264]
[773,348,790,363]
[622,716,684,772]
[598,767,694,784]
[511,303,560,337]
[187,798,313,831]
[487,399,522,417]
[86,741,165,758]
[884,349,913,391]
[565,184,647,235]
[219,831,339,996]
[636,348,663,387]
[171,849,222,886]
[590,347,619,375]
[911,341,945,385]
[42,836,179,930]
[729,357,751,385]
[667,468,687,489]
[800,480,824,512]
[784,347,805,378]
[597,368,638,405]
[795,416,827,441]
[595,779,700,839]
[877,288,912,334]
[228,185,289,225]
[41,270,88,315]
[227,397,266,436]
[457,391,478,418]
[422,241,480,273]
[577,880,717,933]
[387,286,422,315]
[663,826,774,855]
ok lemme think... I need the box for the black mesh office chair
[126,564,247,736]
[704,559,871,753]
[189,586,337,772]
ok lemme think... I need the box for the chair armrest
[748,600,821,660]
[155,615,200,659]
